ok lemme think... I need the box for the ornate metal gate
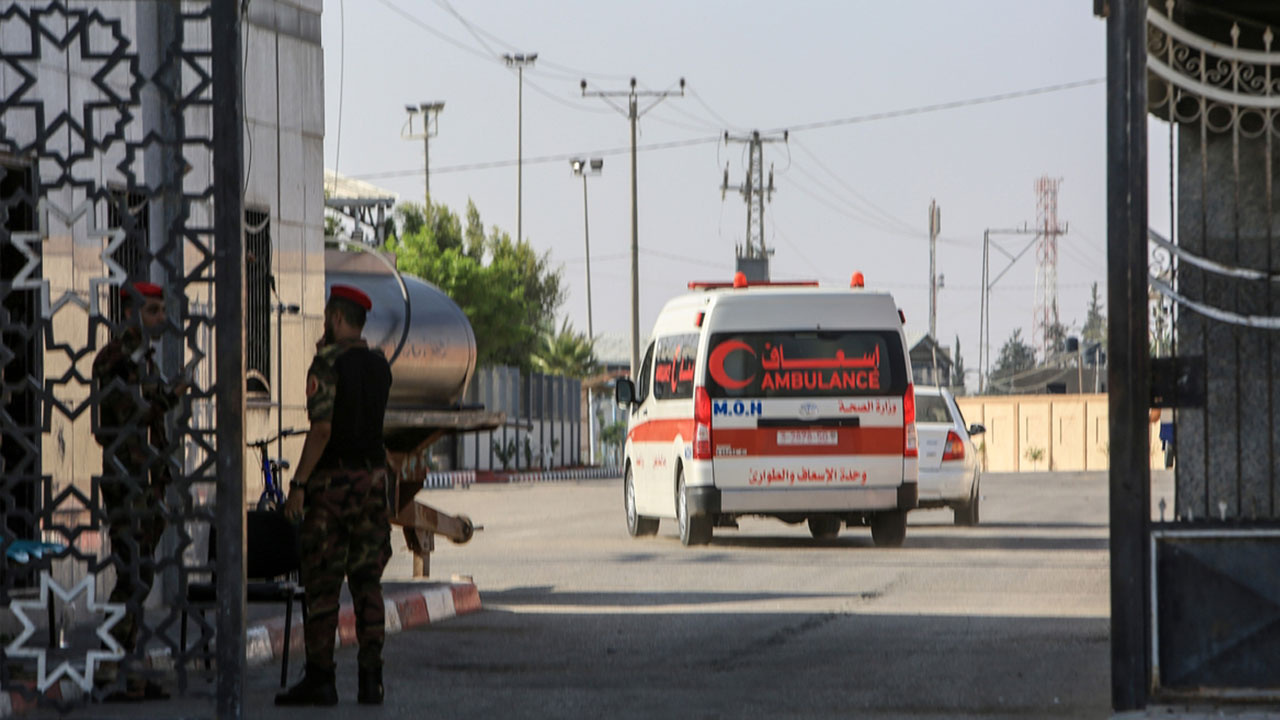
[1107,0,1280,709]
[0,1,245,716]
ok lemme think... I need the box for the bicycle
[250,427,307,511]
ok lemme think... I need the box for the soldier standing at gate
[277,284,393,707]
[92,281,188,701]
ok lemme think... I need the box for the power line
[790,138,917,234]
[688,87,743,132]
[428,0,631,83]
[376,0,499,65]
[770,78,1105,135]
[348,135,721,180]
[329,0,346,196]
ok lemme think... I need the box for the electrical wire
[432,0,630,82]
[688,87,743,133]
[349,135,721,179]
[769,78,1105,135]
[329,0,346,196]
[790,138,917,235]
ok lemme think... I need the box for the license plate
[777,430,838,446]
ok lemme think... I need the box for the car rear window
[706,330,906,398]
[916,394,953,423]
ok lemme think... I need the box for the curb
[468,467,621,485]
[1,582,481,717]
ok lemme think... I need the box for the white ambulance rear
[615,278,918,546]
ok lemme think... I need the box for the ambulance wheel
[677,471,711,546]
[870,511,907,548]
[624,467,658,537]
[807,515,842,540]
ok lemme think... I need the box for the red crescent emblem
[306,376,318,397]
[708,340,756,391]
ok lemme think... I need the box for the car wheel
[953,477,980,527]
[870,510,907,547]
[676,469,711,546]
[808,515,841,540]
[624,467,658,537]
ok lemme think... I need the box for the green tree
[395,203,426,237]
[1083,281,1106,349]
[994,328,1036,377]
[383,200,564,371]
[534,319,597,379]
[324,213,342,238]
[464,200,485,259]
[952,335,965,391]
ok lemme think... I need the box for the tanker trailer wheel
[449,515,475,544]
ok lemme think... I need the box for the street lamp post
[571,157,603,464]
[570,158,603,338]
[504,52,537,242]
[402,101,445,213]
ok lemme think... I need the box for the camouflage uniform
[300,339,393,675]
[92,326,178,652]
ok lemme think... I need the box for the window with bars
[105,190,150,326]
[246,209,271,396]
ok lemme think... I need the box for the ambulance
[614,273,919,547]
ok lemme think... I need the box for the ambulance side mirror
[968,423,986,437]
[615,378,636,406]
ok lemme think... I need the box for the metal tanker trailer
[323,244,500,576]
[324,247,476,410]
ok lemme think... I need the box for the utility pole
[572,157,603,465]
[929,199,941,341]
[979,224,1039,393]
[722,130,786,281]
[402,101,445,212]
[582,77,685,375]
[505,53,537,242]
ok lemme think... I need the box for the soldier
[92,281,187,701]
[277,284,393,707]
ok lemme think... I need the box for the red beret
[120,282,164,299]
[329,284,372,311]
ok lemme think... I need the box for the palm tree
[533,319,597,379]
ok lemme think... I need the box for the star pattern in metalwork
[5,570,126,692]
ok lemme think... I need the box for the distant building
[907,333,954,388]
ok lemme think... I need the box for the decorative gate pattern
[1144,0,1280,701]
[0,1,242,713]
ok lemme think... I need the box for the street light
[569,157,603,339]
[402,101,445,212]
[503,52,537,242]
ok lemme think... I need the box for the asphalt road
[252,470,1140,719]
[71,470,1176,719]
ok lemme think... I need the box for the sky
[320,0,1170,383]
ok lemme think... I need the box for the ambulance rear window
[705,330,906,398]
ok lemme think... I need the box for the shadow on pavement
[705,532,1107,552]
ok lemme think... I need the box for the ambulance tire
[870,511,907,548]
[807,515,842,540]
[625,467,659,537]
[677,471,712,546]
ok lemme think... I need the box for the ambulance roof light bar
[687,276,820,291]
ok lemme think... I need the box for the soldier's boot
[274,665,337,706]
[357,665,383,705]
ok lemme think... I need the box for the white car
[914,386,983,525]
